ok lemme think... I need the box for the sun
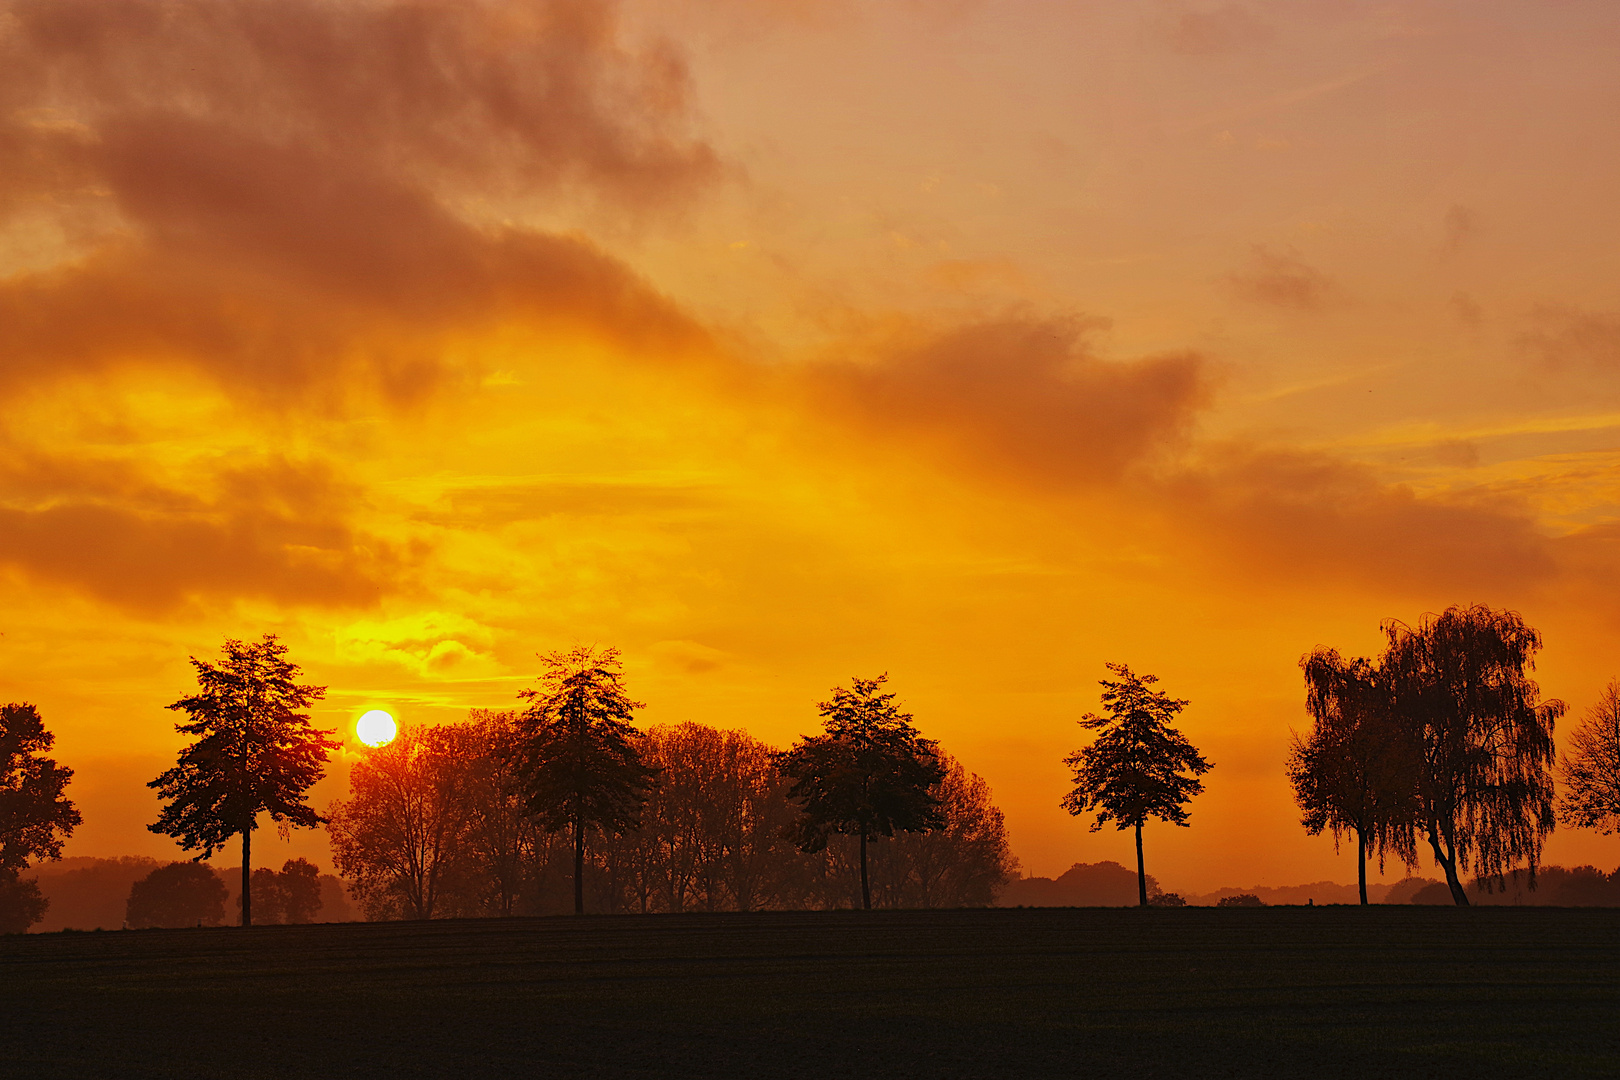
[356,710,397,747]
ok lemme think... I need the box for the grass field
[4,907,1618,1078]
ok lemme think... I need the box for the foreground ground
[4,907,1617,1079]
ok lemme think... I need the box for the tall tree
[774,675,946,911]
[1381,605,1563,905]
[0,702,81,932]
[149,635,337,927]
[1061,664,1212,907]
[508,646,656,915]
[1288,650,1418,904]
[327,722,479,920]
[1558,679,1620,834]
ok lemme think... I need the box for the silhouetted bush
[1148,891,1187,907]
[1216,893,1265,907]
[127,862,228,928]
[0,870,49,933]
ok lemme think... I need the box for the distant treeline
[326,714,1018,918]
[1001,862,1620,908]
[22,857,353,932]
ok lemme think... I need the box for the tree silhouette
[1381,605,1563,905]
[1288,649,1419,904]
[149,635,337,927]
[1062,664,1212,907]
[0,702,80,932]
[328,722,480,920]
[508,646,656,915]
[774,675,945,911]
[126,862,227,929]
[1559,679,1620,834]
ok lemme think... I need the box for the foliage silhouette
[1380,605,1563,905]
[231,858,323,925]
[774,675,946,910]
[126,862,228,928]
[508,646,656,915]
[1215,893,1265,907]
[1062,664,1212,907]
[0,702,80,932]
[1289,649,1419,904]
[1559,679,1620,834]
[329,722,484,920]
[148,635,338,927]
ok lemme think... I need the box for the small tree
[1560,679,1620,834]
[1288,649,1419,904]
[1381,605,1563,905]
[149,635,338,927]
[1061,664,1212,907]
[774,675,946,911]
[277,858,324,923]
[126,862,228,929]
[508,646,657,915]
[0,702,81,933]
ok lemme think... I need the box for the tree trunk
[1428,824,1470,906]
[860,832,871,911]
[241,825,252,928]
[1357,827,1368,906]
[1135,822,1147,907]
[573,815,585,916]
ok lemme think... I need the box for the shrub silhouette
[127,862,228,928]
[1216,893,1265,907]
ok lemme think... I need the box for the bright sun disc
[356,710,397,747]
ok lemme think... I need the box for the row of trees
[325,711,1014,918]
[136,638,1011,921]
[1288,604,1620,905]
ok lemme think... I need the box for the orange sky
[4,0,1620,894]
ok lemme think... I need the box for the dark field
[4,907,1618,1079]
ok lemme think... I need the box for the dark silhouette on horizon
[1290,605,1563,905]
[1559,679,1620,835]
[148,635,339,926]
[126,861,227,928]
[508,646,657,915]
[774,675,947,910]
[1061,664,1212,906]
[0,702,80,933]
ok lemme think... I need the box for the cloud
[1518,305,1620,372]
[1228,246,1335,311]
[0,0,717,404]
[0,454,408,613]
[1164,445,1554,593]
[810,317,1211,487]
[1159,5,1272,56]
[1442,204,1480,254]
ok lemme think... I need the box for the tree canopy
[148,635,337,926]
[0,702,80,933]
[1287,649,1418,904]
[125,862,228,929]
[774,674,946,910]
[1381,605,1562,904]
[1559,679,1620,835]
[1062,663,1211,907]
[508,646,657,914]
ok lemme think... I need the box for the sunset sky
[4,0,1620,894]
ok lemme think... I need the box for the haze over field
[3,0,1620,893]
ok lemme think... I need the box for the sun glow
[356,710,397,747]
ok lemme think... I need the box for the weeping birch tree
[1381,605,1563,905]
[1288,649,1419,904]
